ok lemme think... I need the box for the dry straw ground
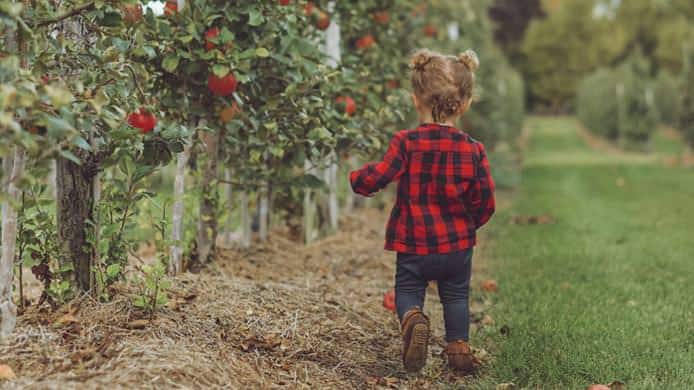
[1,208,496,389]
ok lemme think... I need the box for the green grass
[476,117,694,389]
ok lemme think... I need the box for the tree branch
[33,2,96,28]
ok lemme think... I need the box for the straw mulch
[0,208,496,389]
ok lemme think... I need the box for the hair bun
[410,49,435,71]
[458,49,479,72]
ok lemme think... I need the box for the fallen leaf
[608,381,627,390]
[480,279,498,292]
[240,335,281,352]
[496,383,517,390]
[126,319,150,329]
[70,347,97,363]
[481,314,495,326]
[0,365,16,381]
[511,214,556,225]
[365,376,379,386]
[55,313,80,326]
[586,385,610,390]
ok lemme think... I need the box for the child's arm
[470,143,496,228]
[349,131,407,197]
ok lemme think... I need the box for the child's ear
[460,98,472,115]
[411,93,421,110]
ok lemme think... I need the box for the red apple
[208,73,238,96]
[336,96,356,116]
[386,80,400,89]
[480,279,498,292]
[383,289,396,312]
[205,27,220,51]
[128,108,157,134]
[220,101,241,123]
[164,1,177,15]
[355,34,376,50]
[423,24,438,38]
[279,0,291,5]
[121,3,143,24]
[373,10,390,25]
[304,2,315,16]
[586,385,610,390]
[315,11,331,30]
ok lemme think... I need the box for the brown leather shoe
[401,307,430,372]
[446,340,474,373]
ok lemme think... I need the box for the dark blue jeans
[395,249,473,342]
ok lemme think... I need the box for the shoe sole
[404,322,429,372]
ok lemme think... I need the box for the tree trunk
[1,148,25,338]
[325,156,339,230]
[239,190,251,248]
[344,155,358,213]
[304,159,316,244]
[195,131,220,263]
[322,6,340,230]
[169,146,189,275]
[258,184,269,242]
[56,157,95,292]
[221,168,234,247]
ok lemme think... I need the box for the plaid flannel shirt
[349,123,495,255]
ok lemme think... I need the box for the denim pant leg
[437,250,473,342]
[394,256,428,322]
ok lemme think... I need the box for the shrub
[681,55,694,149]
[616,55,658,148]
[577,55,659,148]
[654,71,683,127]
[576,68,619,140]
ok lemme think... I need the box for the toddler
[349,49,495,373]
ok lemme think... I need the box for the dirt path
[1,207,497,389]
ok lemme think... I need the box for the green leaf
[72,136,92,151]
[106,264,121,279]
[100,11,122,27]
[212,65,229,77]
[162,54,180,73]
[248,9,265,26]
[308,127,332,140]
[45,116,75,136]
[255,48,270,58]
[58,150,81,165]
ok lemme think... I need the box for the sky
[145,1,165,16]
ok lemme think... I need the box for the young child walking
[349,49,495,373]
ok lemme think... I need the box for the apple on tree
[355,34,376,50]
[335,96,356,116]
[208,73,238,97]
[423,24,438,38]
[220,101,241,123]
[304,2,315,16]
[128,108,158,134]
[315,11,331,30]
[373,10,389,25]
[164,1,177,16]
[121,3,143,24]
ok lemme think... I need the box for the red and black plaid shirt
[350,123,495,255]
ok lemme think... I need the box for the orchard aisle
[478,117,694,389]
[1,207,500,389]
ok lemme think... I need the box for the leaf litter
[0,209,497,389]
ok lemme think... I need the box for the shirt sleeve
[470,142,496,228]
[349,131,407,197]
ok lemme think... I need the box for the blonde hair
[409,48,479,122]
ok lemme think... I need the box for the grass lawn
[475,117,694,389]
